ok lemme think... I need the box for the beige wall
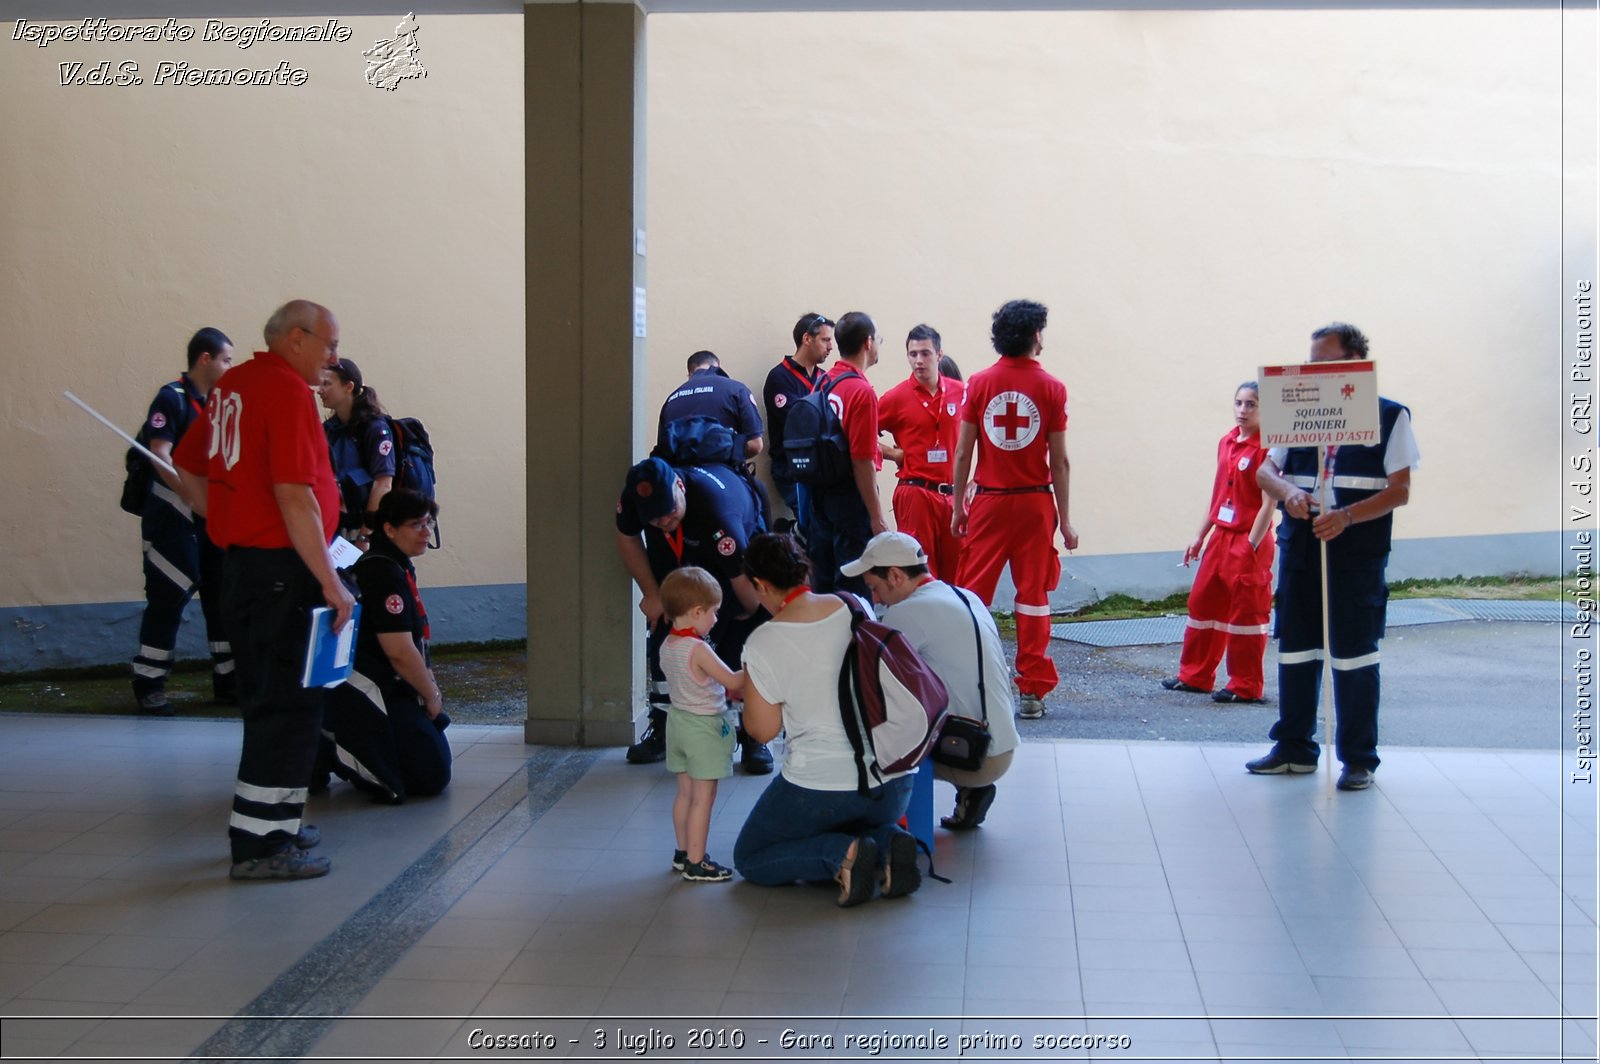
[645,8,1582,554]
[0,13,524,610]
[1,5,1590,639]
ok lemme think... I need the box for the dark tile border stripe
[186,745,600,1063]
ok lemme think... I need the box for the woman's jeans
[734,772,915,886]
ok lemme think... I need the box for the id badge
[927,448,948,463]
[1216,504,1236,524]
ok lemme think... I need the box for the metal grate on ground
[1050,597,1578,648]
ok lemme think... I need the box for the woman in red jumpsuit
[1161,382,1276,703]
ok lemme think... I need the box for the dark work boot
[737,727,773,775]
[626,708,668,764]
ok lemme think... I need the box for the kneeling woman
[322,489,451,802]
[733,533,922,906]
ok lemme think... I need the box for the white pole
[1317,445,1335,786]
[63,390,179,478]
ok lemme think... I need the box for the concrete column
[525,1,645,746]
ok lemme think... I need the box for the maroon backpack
[835,594,951,795]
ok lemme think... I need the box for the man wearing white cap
[843,532,1020,830]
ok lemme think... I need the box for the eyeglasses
[807,315,834,334]
[402,517,436,532]
[297,324,339,354]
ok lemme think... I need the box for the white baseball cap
[840,531,929,577]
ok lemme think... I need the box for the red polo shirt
[174,351,339,549]
[825,361,881,468]
[961,357,1069,489]
[879,374,965,484]
[1206,428,1268,533]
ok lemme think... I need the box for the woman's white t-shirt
[743,601,906,791]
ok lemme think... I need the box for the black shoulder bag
[930,585,993,772]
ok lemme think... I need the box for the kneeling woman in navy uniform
[320,489,451,802]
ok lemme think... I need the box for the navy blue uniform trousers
[1270,535,1387,772]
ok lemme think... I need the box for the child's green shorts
[666,707,734,780]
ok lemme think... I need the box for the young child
[658,567,745,883]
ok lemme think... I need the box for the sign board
[1257,360,1380,448]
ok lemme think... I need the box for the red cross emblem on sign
[1341,384,1355,399]
[982,391,1040,451]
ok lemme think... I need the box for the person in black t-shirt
[319,489,451,802]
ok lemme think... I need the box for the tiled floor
[0,712,1595,1062]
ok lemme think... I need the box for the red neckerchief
[405,568,430,640]
[669,626,699,638]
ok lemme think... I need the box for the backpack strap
[833,593,881,796]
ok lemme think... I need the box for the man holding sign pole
[1246,323,1420,791]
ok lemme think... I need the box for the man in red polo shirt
[807,311,887,597]
[878,323,965,581]
[951,299,1077,720]
[175,299,354,881]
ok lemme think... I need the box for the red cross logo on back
[982,391,1040,451]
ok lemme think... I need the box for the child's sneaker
[680,856,733,883]
[671,849,687,872]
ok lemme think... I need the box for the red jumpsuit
[878,373,965,580]
[1175,428,1275,699]
[956,358,1069,698]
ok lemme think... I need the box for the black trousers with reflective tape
[133,501,230,697]
[223,548,326,862]
[1268,536,1387,772]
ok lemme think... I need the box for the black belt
[901,477,953,496]
[975,484,1053,495]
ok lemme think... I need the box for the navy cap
[624,457,678,523]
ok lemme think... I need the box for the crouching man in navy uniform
[615,457,773,773]
[1246,323,1420,791]
[131,327,236,713]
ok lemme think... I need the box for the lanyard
[664,526,684,564]
[775,585,810,614]
[782,359,816,390]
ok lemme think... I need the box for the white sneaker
[1017,694,1045,719]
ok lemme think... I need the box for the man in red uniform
[878,323,965,580]
[1161,382,1275,703]
[951,299,1076,720]
[175,299,354,881]
[807,311,887,597]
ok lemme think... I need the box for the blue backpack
[654,415,741,468]
[386,416,437,501]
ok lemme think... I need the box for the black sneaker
[671,849,687,872]
[680,857,733,883]
[1245,751,1317,775]
[1336,766,1375,791]
[136,691,173,716]
[941,783,997,831]
[626,709,667,764]
[229,849,331,881]
[1160,678,1210,694]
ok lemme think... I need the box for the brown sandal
[835,836,879,907]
